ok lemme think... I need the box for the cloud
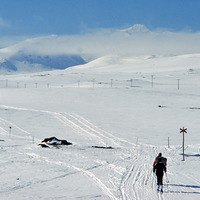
[1,24,200,60]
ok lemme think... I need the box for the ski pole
[165,173,169,183]
[165,173,169,191]
[153,170,157,186]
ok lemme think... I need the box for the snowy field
[0,54,200,200]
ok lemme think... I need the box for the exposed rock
[40,137,72,148]
[38,143,49,148]
[92,146,114,149]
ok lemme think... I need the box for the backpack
[153,156,167,167]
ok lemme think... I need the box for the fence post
[92,79,95,88]
[9,126,12,136]
[168,137,170,148]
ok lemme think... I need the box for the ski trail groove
[23,152,118,200]
[54,112,107,145]
[0,117,32,137]
[69,113,136,147]
[120,146,164,200]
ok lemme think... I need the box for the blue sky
[0,0,200,37]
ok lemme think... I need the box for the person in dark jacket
[153,157,167,192]
[153,153,167,167]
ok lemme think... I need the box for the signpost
[180,127,187,161]
[9,126,12,136]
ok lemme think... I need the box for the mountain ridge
[0,51,86,72]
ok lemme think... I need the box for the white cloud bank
[1,24,200,61]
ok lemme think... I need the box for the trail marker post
[180,127,187,161]
[9,126,12,136]
[168,137,170,148]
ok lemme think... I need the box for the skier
[153,153,167,167]
[153,157,166,192]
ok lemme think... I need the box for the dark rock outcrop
[39,137,72,148]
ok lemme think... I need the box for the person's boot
[160,185,163,193]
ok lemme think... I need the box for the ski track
[64,112,121,147]
[0,106,123,199]
[0,105,134,148]
[66,112,135,147]
[53,112,108,146]
[120,146,167,200]
[22,152,118,200]
[0,148,118,200]
[1,105,198,199]
[0,105,178,199]
[0,117,32,137]
[0,106,151,200]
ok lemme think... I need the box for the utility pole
[130,79,133,87]
[78,80,80,88]
[151,75,154,88]
[177,79,180,90]
[92,79,95,88]
[111,79,113,88]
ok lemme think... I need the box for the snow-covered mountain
[121,24,150,35]
[0,51,86,72]
[0,58,17,71]
[1,23,200,73]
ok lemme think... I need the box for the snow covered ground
[0,54,200,199]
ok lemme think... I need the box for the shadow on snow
[184,154,200,157]
[164,183,200,194]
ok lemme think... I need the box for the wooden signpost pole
[180,127,187,161]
